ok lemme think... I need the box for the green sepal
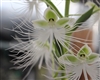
[43,0,63,18]
[77,44,92,58]
[67,54,79,64]
[87,53,99,63]
[44,8,58,21]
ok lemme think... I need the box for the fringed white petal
[33,29,50,44]
[53,27,67,43]
[66,64,83,80]
[11,0,46,20]
[9,39,51,80]
[86,63,98,80]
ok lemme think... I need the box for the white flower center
[48,18,56,28]
[79,54,87,63]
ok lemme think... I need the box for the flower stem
[53,67,61,78]
[43,0,63,18]
[65,0,70,17]
[53,66,67,80]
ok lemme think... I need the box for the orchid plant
[9,0,100,80]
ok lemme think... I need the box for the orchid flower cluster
[9,0,100,80]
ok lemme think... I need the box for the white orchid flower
[12,0,47,20]
[58,44,100,80]
[32,8,73,54]
[10,0,47,37]
[9,36,52,80]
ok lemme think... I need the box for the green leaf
[73,6,95,30]
[32,20,48,28]
[87,53,99,63]
[56,18,69,27]
[77,44,92,58]
[44,8,58,21]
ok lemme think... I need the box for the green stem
[68,14,81,16]
[51,53,55,77]
[61,67,67,80]
[53,66,67,80]
[53,67,61,78]
[43,0,63,18]
[59,1,71,80]
[65,0,70,17]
